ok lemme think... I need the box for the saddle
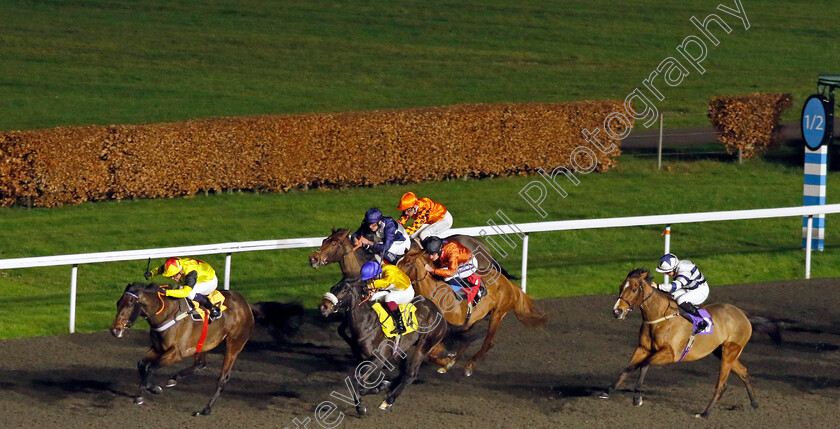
[186,290,227,322]
[371,302,419,338]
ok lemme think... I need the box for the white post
[805,215,813,279]
[520,233,529,292]
[70,264,78,333]
[224,253,232,290]
[657,113,664,170]
[663,224,671,284]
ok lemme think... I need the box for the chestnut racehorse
[603,269,758,418]
[110,282,254,416]
[398,248,547,376]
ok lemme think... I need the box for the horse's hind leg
[463,311,506,377]
[166,352,207,388]
[698,342,739,418]
[730,358,758,409]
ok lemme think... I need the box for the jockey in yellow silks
[361,261,414,335]
[146,257,221,318]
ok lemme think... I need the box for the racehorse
[110,282,255,416]
[398,248,547,376]
[319,279,448,415]
[603,268,758,418]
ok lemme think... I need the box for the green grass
[0,0,835,131]
[2,144,838,338]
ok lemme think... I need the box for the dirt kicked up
[0,278,837,428]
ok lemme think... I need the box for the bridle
[618,278,655,311]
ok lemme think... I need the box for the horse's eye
[632,288,637,293]
[332,242,339,246]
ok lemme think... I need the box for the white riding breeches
[412,211,454,241]
[188,276,219,300]
[372,286,415,305]
[671,284,709,306]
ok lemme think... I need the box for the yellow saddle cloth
[188,290,228,318]
[372,302,419,338]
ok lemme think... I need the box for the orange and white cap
[398,192,418,211]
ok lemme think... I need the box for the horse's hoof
[166,379,177,388]
[598,392,610,400]
[464,368,473,377]
[444,360,456,370]
[193,407,211,416]
[633,397,643,407]
[379,380,391,390]
[378,400,392,410]
[356,405,366,416]
[134,397,145,405]
[436,367,447,374]
[695,412,709,419]
[751,401,759,409]
[149,385,163,395]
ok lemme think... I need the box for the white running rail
[0,204,837,333]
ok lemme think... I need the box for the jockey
[145,257,221,319]
[421,236,482,303]
[351,207,411,264]
[397,192,453,241]
[361,261,414,335]
[652,253,709,331]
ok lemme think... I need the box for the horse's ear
[332,226,336,234]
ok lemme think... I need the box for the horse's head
[309,228,351,268]
[397,247,430,283]
[613,268,654,320]
[110,282,161,338]
[319,279,367,317]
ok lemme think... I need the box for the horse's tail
[250,301,304,343]
[511,287,548,328]
[748,315,783,345]
[494,259,519,280]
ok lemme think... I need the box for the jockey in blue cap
[361,261,414,335]
[351,208,411,264]
[651,253,709,332]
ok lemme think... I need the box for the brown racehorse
[110,282,255,416]
[603,269,758,418]
[319,279,448,415]
[398,248,547,376]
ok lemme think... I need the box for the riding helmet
[360,261,382,281]
[398,192,418,211]
[163,257,181,277]
[422,236,443,255]
[364,208,383,225]
[655,253,679,273]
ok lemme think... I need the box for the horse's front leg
[600,346,650,400]
[135,347,183,405]
[463,311,506,377]
[338,319,363,361]
[166,352,207,388]
[633,364,650,406]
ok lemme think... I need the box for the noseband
[619,280,655,309]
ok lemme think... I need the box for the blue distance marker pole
[801,83,835,251]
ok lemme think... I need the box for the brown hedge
[707,93,793,159]
[0,102,629,207]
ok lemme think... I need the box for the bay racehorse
[603,268,758,418]
[319,279,448,415]
[398,248,547,376]
[110,282,255,415]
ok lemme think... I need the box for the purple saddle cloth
[686,309,713,335]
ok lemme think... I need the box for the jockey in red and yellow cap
[397,192,453,240]
[145,257,221,318]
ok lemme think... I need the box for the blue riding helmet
[360,261,382,281]
[364,208,383,225]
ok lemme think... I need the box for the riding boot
[389,307,406,335]
[196,294,221,320]
[679,301,707,331]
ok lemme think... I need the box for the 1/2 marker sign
[801,94,833,150]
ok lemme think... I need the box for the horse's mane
[628,268,653,284]
[125,282,161,294]
[402,247,429,263]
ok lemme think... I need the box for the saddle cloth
[371,302,419,338]
[187,290,227,322]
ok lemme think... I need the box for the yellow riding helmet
[398,192,417,211]
[163,258,182,277]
